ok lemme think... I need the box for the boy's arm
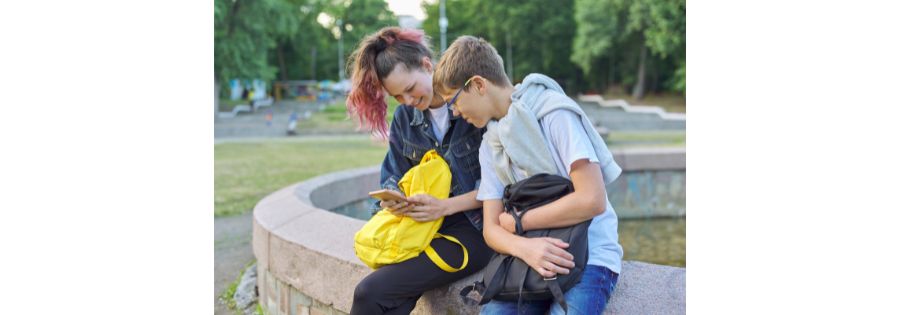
[484,199,575,278]
[500,159,606,231]
[498,110,608,232]
[477,140,574,278]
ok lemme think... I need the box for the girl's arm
[377,110,418,213]
[405,190,482,222]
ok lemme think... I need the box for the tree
[325,0,397,79]
[571,0,685,97]
[214,0,305,83]
[214,0,396,103]
[422,0,581,89]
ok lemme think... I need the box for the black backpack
[460,173,591,313]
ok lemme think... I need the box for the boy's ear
[473,76,487,94]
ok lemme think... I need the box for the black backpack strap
[546,277,568,314]
[516,263,530,315]
[479,257,515,305]
[509,206,525,235]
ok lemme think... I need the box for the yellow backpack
[353,150,469,272]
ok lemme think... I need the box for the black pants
[351,212,493,315]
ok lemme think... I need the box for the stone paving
[214,212,254,314]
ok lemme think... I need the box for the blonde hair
[434,36,511,95]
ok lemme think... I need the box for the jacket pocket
[401,140,429,162]
[451,135,481,173]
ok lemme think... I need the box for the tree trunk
[277,45,287,81]
[311,47,317,80]
[632,44,647,99]
[608,54,615,91]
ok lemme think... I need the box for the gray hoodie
[484,73,622,186]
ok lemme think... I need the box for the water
[331,199,686,267]
[330,198,376,220]
[618,217,685,267]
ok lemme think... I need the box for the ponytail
[347,27,433,137]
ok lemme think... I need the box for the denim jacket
[374,104,485,231]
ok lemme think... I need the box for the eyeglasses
[446,77,474,110]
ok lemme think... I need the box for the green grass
[215,136,388,217]
[219,261,267,313]
[219,261,253,311]
[605,130,686,148]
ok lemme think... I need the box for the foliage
[571,0,686,93]
[215,0,397,84]
[422,0,581,89]
[214,0,304,82]
[214,0,685,98]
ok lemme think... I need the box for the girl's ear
[421,56,433,72]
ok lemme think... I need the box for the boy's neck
[492,85,515,120]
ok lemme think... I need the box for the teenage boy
[434,36,623,314]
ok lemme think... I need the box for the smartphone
[368,189,408,203]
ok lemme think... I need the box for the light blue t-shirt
[476,109,624,274]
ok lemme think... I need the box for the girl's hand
[405,194,448,222]
[515,237,575,278]
[382,199,416,216]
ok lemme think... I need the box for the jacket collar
[411,107,426,126]
[411,103,457,126]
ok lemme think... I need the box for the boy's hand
[514,237,575,279]
[405,194,448,222]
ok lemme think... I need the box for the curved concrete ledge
[614,147,685,172]
[254,160,685,314]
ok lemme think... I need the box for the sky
[386,0,430,20]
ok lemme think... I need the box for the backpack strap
[480,257,514,304]
[546,277,568,314]
[424,233,469,272]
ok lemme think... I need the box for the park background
[5,1,900,315]
[214,0,686,313]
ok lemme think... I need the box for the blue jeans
[480,265,618,315]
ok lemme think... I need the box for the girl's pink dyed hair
[346,27,433,137]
